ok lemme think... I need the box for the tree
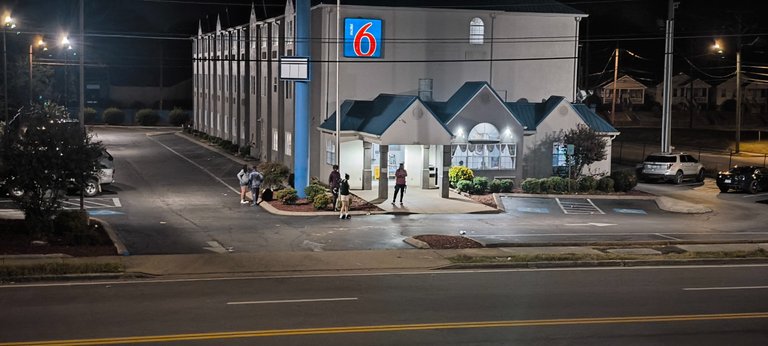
[0,103,104,237]
[562,124,607,179]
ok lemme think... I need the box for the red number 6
[353,22,376,57]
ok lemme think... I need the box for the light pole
[3,15,15,124]
[29,39,46,105]
[61,36,72,110]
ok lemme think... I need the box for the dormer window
[470,17,484,45]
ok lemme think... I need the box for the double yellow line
[4,312,768,345]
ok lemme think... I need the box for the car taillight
[666,164,673,169]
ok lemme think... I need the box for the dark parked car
[716,166,768,194]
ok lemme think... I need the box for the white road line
[148,136,239,194]
[655,233,682,241]
[743,193,768,199]
[113,197,122,207]
[587,199,606,214]
[684,286,768,291]
[227,297,358,305]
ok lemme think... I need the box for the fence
[612,141,768,175]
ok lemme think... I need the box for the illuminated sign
[344,18,382,58]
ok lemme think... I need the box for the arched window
[468,122,499,142]
[451,123,516,170]
[469,18,484,45]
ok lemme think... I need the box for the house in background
[713,76,768,114]
[598,75,646,108]
[654,73,711,110]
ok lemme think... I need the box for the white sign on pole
[279,56,309,81]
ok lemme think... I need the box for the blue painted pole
[294,0,310,198]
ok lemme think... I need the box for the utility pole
[610,47,619,125]
[735,50,741,153]
[661,0,679,153]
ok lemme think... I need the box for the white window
[261,76,267,96]
[470,18,484,45]
[285,132,292,155]
[272,128,278,151]
[451,123,516,170]
[272,22,279,47]
[326,139,336,165]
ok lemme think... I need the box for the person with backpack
[339,173,351,219]
[237,165,251,204]
[248,165,264,206]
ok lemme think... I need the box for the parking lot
[500,196,661,217]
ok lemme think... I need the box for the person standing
[328,164,341,211]
[393,163,407,205]
[248,166,264,206]
[237,165,251,204]
[339,173,351,219]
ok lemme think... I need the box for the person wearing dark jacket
[339,173,351,219]
[328,165,341,211]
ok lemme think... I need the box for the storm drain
[556,198,605,215]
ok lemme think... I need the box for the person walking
[339,173,351,219]
[237,165,251,204]
[328,164,341,211]
[248,165,264,206]
[393,163,407,205]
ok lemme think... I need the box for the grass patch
[0,262,124,280]
[448,249,768,264]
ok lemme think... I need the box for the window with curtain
[326,139,336,165]
[451,123,516,170]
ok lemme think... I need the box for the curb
[403,237,430,249]
[479,239,768,248]
[92,217,130,256]
[438,257,768,270]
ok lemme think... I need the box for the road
[1,265,767,345]
[4,127,768,254]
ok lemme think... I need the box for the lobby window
[470,18,484,45]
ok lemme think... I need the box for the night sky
[4,0,768,92]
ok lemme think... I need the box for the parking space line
[556,198,605,215]
[655,233,681,241]
[113,197,122,207]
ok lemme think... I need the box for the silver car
[640,152,705,184]
[2,149,114,197]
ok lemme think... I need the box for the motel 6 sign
[344,18,382,58]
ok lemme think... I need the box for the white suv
[640,152,705,184]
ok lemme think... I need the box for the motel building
[192,0,619,200]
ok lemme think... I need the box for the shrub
[275,187,298,205]
[102,107,125,125]
[312,193,331,210]
[577,176,597,193]
[168,107,189,126]
[135,108,160,126]
[566,178,578,193]
[611,170,638,192]
[449,166,474,188]
[304,183,326,201]
[53,210,99,246]
[597,177,615,193]
[258,162,291,189]
[456,180,473,193]
[548,176,567,193]
[83,107,98,124]
[472,177,490,195]
[539,178,553,194]
[239,145,251,157]
[489,179,502,193]
[521,178,541,194]
[499,179,514,193]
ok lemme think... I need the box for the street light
[29,39,46,105]
[3,15,16,124]
[61,35,72,110]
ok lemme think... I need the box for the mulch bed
[265,194,384,213]
[0,219,117,257]
[414,234,484,249]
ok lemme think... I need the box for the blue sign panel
[344,18,382,58]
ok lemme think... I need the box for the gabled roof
[571,104,618,133]
[320,94,421,136]
[319,82,617,138]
